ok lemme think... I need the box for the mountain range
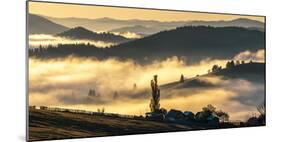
[29,14,264,37]
[44,15,264,35]
[29,26,264,64]
[109,18,265,35]
[29,14,69,34]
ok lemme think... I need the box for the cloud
[29,34,116,48]
[111,32,143,39]
[234,49,265,62]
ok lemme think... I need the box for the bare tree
[257,102,265,124]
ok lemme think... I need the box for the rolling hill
[29,107,237,141]
[161,62,265,90]
[29,14,69,34]
[57,26,132,43]
[109,26,264,63]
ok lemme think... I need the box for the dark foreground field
[29,109,236,141]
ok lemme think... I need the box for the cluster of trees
[97,107,105,114]
[209,60,250,73]
[225,60,247,68]
[88,89,99,97]
[29,43,107,58]
[195,104,229,123]
[88,88,120,100]
[88,83,138,101]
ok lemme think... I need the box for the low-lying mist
[29,34,116,48]
[29,50,265,121]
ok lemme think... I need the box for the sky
[28,1,265,22]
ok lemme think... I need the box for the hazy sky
[29,1,264,22]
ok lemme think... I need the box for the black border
[26,0,266,142]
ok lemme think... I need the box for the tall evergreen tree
[150,75,160,112]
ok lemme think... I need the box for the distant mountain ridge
[186,18,264,29]
[29,14,69,34]
[57,26,132,43]
[108,18,265,35]
[109,25,163,36]
[29,26,264,64]
[45,15,264,34]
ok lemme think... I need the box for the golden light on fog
[29,56,264,121]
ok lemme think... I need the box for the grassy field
[29,109,222,141]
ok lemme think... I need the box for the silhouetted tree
[257,102,265,124]
[196,104,216,121]
[212,65,220,72]
[226,60,235,68]
[133,83,137,90]
[180,74,185,83]
[150,75,160,112]
[159,108,168,115]
[236,60,240,65]
[203,104,216,113]
[113,91,118,99]
[216,110,229,122]
[196,104,227,124]
[88,89,96,97]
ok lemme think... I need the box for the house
[183,111,195,121]
[165,109,185,122]
[207,115,219,125]
[29,106,36,110]
[145,112,165,121]
[39,106,48,110]
[246,117,259,126]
